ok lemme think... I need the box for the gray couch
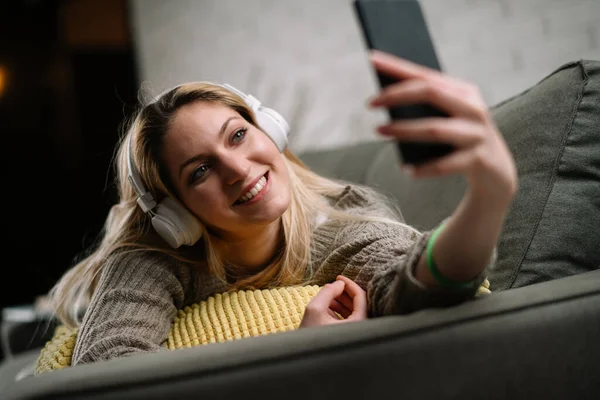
[2,60,600,400]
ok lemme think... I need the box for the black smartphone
[353,0,454,166]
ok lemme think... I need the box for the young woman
[48,50,518,366]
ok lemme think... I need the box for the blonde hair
[48,82,417,328]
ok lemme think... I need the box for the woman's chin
[249,199,288,221]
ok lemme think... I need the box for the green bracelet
[426,223,476,290]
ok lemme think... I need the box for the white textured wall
[129,0,600,153]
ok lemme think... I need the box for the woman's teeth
[237,175,267,204]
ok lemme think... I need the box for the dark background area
[0,0,139,311]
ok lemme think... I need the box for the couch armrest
[2,270,600,400]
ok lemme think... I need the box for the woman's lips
[234,172,270,207]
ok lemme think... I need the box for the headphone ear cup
[255,106,290,152]
[151,197,203,248]
[151,213,184,249]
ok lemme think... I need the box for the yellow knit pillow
[35,324,78,374]
[34,280,491,375]
[168,284,321,348]
[35,285,322,375]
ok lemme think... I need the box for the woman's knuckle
[424,83,439,99]
[472,148,490,169]
[427,125,444,140]
[432,163,446,174]
[305,303,318,314]
[470,106,488,121]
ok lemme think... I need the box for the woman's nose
[220,156,251,185]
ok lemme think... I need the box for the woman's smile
[233,172,271,207]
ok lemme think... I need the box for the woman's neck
[213,219,283,275]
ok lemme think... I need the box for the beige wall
[129,0,600,153]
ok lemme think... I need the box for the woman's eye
[231,128,248,144]
[190,164,210,184]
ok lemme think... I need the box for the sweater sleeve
[366,224,494,316]
[71,250,189,365]
[311,186,494,317]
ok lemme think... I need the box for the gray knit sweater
[72,185,491,365]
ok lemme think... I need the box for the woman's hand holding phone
[368,49,518,205]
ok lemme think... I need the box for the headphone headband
[126,134,156,213]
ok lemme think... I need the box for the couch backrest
[298,140,466,232]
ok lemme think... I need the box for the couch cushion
[363,143,467,231]
[299,141,467,231]
[489,60,600,290]
[296,141,386,185]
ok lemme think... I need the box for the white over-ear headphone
[127,82,291,249]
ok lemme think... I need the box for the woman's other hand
[299,275,367,328]
[368,49,518,205]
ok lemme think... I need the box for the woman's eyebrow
[218,116,240,139]
[178,116,241,178]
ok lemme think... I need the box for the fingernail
[370,49,383,59]
[377,125,393,135]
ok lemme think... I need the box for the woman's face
[161,101,291,238]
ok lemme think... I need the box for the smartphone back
[353,0,454,165]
